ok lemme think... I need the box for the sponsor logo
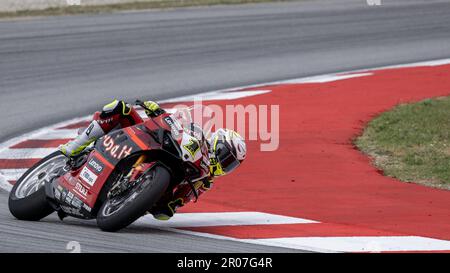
[164,116,182,137]
[103,135,133,160]
[74,183,88,198]
[97,117,113,125]
[85,123,94,136]
[79,166,98,187]
[82,203,92,212]
[88,158,104,173]
[71,196,83,209]
[54,188,61,200]
[65,191,74,204]
[61,189,67,201]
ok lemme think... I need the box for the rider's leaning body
[59,100,246,220]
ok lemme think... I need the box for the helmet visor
[215,142,240,174]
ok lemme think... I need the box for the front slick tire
[96,165,170,232]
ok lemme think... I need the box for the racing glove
[143,101,165,118]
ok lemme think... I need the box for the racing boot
[59,120,105,157]
[152,198,184,221]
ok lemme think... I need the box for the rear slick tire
[8,151,64,221]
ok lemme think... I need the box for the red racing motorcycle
[8,102,211,231]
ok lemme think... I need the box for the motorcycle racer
[59,99,246,220]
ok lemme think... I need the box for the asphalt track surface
[1,0,450,252]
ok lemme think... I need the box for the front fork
[108,154,151,198]
[129,155,199,202]
[127,154,151,181]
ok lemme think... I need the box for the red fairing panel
[57,152,114,208]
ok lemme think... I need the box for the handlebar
[135,99,165,117]
[135,99,148,111]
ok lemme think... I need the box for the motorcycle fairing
[54,124,162,218]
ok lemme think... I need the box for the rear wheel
[96,164,170,232]
[8,151,66,221]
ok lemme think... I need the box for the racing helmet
[209,129,246,176]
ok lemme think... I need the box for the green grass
[0,0,292,19]
[355,96,450,190]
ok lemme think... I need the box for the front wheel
[8,151,66,221]
[96,164,170,232]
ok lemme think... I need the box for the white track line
[30,129,80,140]
[272,73,373,84]
[0,169,27,181]
[0,176,12,191]
[147,225,337,253]
[161,90,271,103]
[136,212,318,228]
[245,236,450,252]
[144,226,450,253]
[364,58,450,71]
[0,148,57,159]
